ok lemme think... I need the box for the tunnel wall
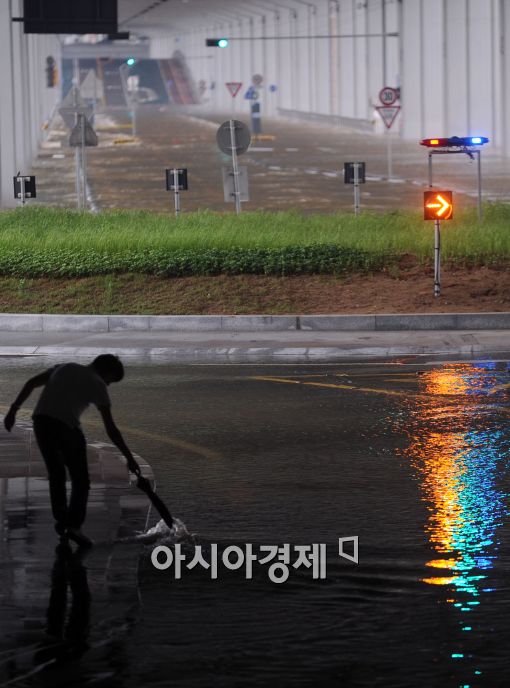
[0,0,61,208]
[150,0,508,155]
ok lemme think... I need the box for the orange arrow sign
[423,190,453,220]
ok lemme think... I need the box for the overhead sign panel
[22,0,118,34]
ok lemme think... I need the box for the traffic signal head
[206,38,229,47]
[126,57,136,66]
[424,191,453,221]
[420,136,489,148]
[46,55,56,87]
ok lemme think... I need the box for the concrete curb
[2,343,509,363]
[0,312,510,333]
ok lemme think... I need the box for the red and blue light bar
[421,136,489,148]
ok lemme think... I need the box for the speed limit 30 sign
[379,86,398,105]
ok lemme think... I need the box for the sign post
[251,75,263,136]
[344,162,366,216]
[165,168,188,218]
[424,190,453,297]
[69,113,98,210]
[59,86,95,210]
[216,120,251,215]
[173,169,180,217]
[376,87,400,181]
[229,120,242,214]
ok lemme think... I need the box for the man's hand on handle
[127,455,141,477]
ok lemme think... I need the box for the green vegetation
[0,205,508,277]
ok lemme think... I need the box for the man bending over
[3,354,140,548]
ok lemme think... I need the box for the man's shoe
[65,528,94,549]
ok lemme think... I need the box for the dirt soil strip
[2,267,509,315]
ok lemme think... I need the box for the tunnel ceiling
[119,0,303,34]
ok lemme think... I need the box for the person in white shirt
[3,354,140,548]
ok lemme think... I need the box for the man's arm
[3,367,55,432]
[98,406,140,476]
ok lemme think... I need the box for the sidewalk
[0,326,509,362]
[0,422,155,683]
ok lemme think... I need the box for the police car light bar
[420,136,489,148]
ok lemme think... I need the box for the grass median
[0,205,508,314]
[0,205,508,278]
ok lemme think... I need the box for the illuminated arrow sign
[424,190,453,220]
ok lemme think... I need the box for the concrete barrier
[0,312,509,332]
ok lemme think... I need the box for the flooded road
[1,359,509,687]
[34,106,510,213]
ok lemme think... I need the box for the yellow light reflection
[423,576,458,586]
[397,364,509,603]
[426,559,459,569]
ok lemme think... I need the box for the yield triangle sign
[226,82,242,98]
[60,85,87,111]
[376,105,400,129]
[59,86,93,129]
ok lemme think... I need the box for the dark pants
[33,415,90,531]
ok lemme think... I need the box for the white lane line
[285,147,299,152]
[249,147,274,152]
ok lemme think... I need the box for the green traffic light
[218,38,228,48]
[126,58,136,66]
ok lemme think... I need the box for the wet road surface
[1,358,509,687]
[33,106,510,213]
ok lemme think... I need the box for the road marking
[0,407,221,461]
[115,424,222,461]
[248,375,510,402]
[249,147,274,152]
[249,375,409,397]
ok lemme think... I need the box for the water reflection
[396,362,510,683]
